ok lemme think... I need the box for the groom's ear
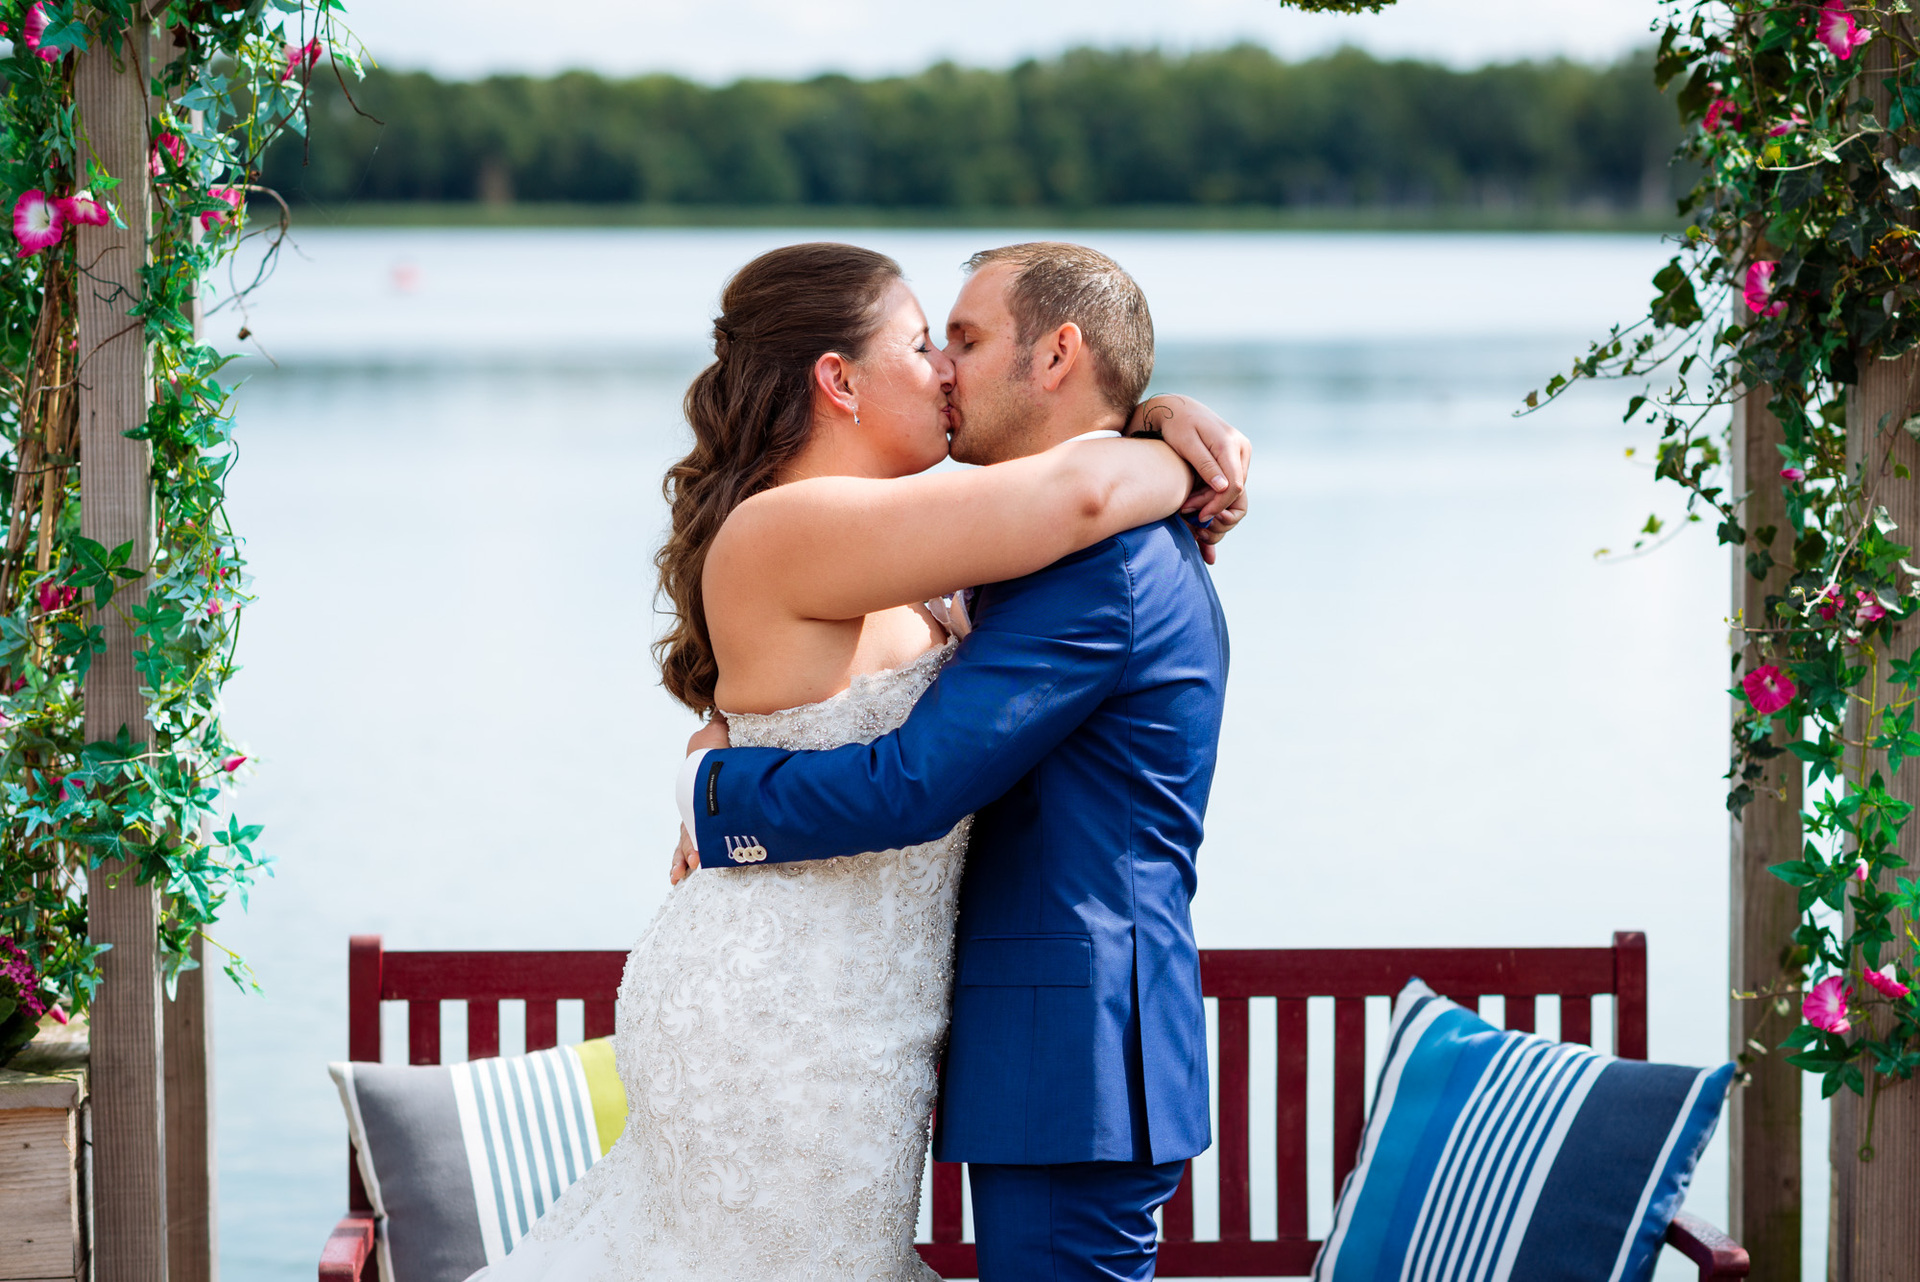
[1035,322,1084,393]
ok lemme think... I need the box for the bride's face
[846,280,956,477]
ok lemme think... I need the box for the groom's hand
[670,714,733,885]
[671,825,699,884]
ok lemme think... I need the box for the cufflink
[725,835,768,864]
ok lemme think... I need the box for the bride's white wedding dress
[474,639,967,1282]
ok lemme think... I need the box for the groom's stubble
[943,249,1148,466]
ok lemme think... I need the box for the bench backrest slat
[345,931,1649,1277]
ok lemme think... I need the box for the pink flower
[1856,591,1887,625]
[1816,585,1844,620]
[22,4,59,63]
[1743,664,1798,715]
[1805,974,1853,1034]
[1745,260,1785,319]
[34,581,73,612]
[1854,859,1870,883]
[280,37,322,82]
[54,189,107,227]
[1781,466,1806,482]
[1864,963,1911,1000]
[46,1002,66,1024]
[1768,111,1808,138]
[149,132,186,178]
[1819,1,1872,60]
[200,187,242,231]
[1704,97,1742,133]
[221,754,246,773]
[12,189,63,255]
[0,937,47,1021]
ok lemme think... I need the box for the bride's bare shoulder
[705,478,852,596]
[710,478,864,562]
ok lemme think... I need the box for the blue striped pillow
[330,1040,628,1282]
[1312,979,1732,1282]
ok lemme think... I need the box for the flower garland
[1530,1,1920,1117]
[0,0,362,1036]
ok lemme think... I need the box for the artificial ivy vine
[0,0,362,1049]
[1530,1,1920,1124]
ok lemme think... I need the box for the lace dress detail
[473,640,967,1282]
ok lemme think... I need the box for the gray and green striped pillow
[329,1039,628,1282]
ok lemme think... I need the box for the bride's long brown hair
[655,243,903,713]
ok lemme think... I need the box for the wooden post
[1729,337,1802,1280]
[76,21,165,1282]
[1833,350,1920,1281]
[165,931,214,1282]
[1830,25,1920,1281]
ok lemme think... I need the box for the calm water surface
[204,228,1821,1279]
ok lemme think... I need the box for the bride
[472,242,1243,1280]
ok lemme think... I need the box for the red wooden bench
[320,931,1748,1281]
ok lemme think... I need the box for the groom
[676,242,1233,1281]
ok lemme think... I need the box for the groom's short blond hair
[965,242,1155,416]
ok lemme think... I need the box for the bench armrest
[1665,1210,1750,1279]
[319,1211,377,1282]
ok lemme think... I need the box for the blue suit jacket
[692,516,1228,1166]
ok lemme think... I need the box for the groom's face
[943,263,1046,466]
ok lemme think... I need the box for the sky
[324,0,1667,83]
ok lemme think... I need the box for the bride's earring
[854,414,861,424]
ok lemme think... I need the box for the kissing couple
[473,240,1246,1281]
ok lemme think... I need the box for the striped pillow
[329,1039,628,1282]
[1312,979,1732,1282]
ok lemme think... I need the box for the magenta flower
[281,37,322,82]
[200,187,242,231]
[1767,111,1808,138]
[1704,98,1742,133]
[1743,664,1798,715]
[1744,260,1785,319]
[1805,974,1853,1034]
[22,4,59,63]
[1856,591,1887,625]
[12,189,63,255]
[1854,859,1870,884]
[1864,963,1911,1000]
[0,938,47,1024]
[1816,584,1844,621]
[221,754,246,773]
[45,1003,65,1024]
[149,132,186,178]
[55,189,107,227]
[1781,466,1806,482]
[1819,1,1872,59]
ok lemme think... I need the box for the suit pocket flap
[960,935,1093,987]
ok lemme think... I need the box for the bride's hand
[1127,394,1251,528]
[671,715,732,885]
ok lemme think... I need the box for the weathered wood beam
[165,930,215,1282]
[1834,346,1920,1282]
[76,20,166,1282]
[1830,23,1920,1281]
[1728,357,1802,1280]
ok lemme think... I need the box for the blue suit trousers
[969,1159,1187,1281]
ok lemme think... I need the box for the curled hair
[655,243,902,712]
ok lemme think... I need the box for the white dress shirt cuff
[676,748,710,852]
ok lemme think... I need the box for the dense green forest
[263,45,1683,216]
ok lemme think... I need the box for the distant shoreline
[271,202,1682,234]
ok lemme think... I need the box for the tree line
[263,45,1683,212]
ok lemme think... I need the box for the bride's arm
[709,436,1194,624]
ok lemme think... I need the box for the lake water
[203,227,1824,1279]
